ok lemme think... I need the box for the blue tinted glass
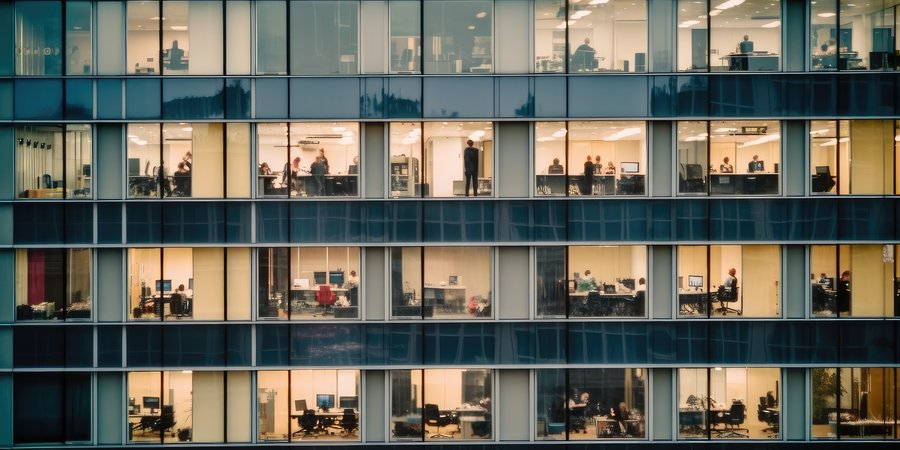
[290,324,364,366]
[226,202,252,243]
[839,321,895,365]
[675,199,710,241]
[362,77,384,118]
[162,78,224,120]
[423,77,493,118]
[365,201,422,243]
[290,202,363,243]
[13,327,65,367]
[97,325,123,367]
[290,78,360,119]
[423,201,496,242]
[256,324,289,366]
[647,200,675,240]
[125,79,160,120]
[96,79,122,119]
[365,323,424,365]
[708,322,780,365]
[709,75,771,117]
[64,325,93,367]
[675,322,709,364]
[256,202,289,243]
[771,75,812,116]
[650,75,675,117]
[533,323,567,364]
[797,198,838,240]
[65,203,93,244]
[809,75,837,116]
[0,81,12,119]
[386,77,423,118]
[14,203,64,244]
[0,2,12,75]
[15,79,63,119]
[423,323,495,365]
[15,1,62,75]
[226,325,252,366]
[534,76,566,118]
[654,75,710,117]
[162,202,225,244]
[808,322,840,364]
[838,199,894,240]
[163,325,226,367]
[497,77,533,118]
[567,200,650,242]
[225,78,250,119]
[496,201,536,241]
[497,323,566,365]
[65,79,93,119]
[568,322,650,365]
[569,76,648,118]
[125,203,162,244]
[255,78,289,119]
[97,203,122,244]
[709,200,786,241]
[126,325,163,367]
[838,74,895,117]
[532,200,568,241]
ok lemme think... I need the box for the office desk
[296,174,359,196]
[721,54,779,71]
[24,188,66,198]
[709,174,778,195]
[834,420,893,437]
[536,174,567,196]
[139,294,192,317]
[392,305,434,318]
[594,415,644,438]
[678,409,706,436]
[569,291,643,317]
[678,291,709,315]
[391,415,423,438]
[258,174,280,195]
[567,175,616,195]
[423,286,467,313]
[458,415,489,439]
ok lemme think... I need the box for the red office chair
[316,285,337,315]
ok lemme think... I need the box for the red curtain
[27,251,45,305]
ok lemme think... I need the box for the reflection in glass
[810,120,898,195]
[127,1,161,75]
[15,249,91,321]
[390,369,492,441]
[811,368,898,440]
[423,1,493,74]
[256,1,288,75]
[535,0,566,73]
[566,0,647,73]
[290,1,359,75]
[679,368,781,440]
[15,1,62,75]
[66,1,93,75]
[161,1,224,75]
[390,0,422,74]
[391,247,492,319]
[710,0,781,71]
[810,244,899,318]
[16,125,92,199]
[812,1,899,71]
[677,0,708,71]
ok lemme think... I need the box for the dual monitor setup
[293,271,345,289]
[295,395,358,413]
[129,396,161,415]
[153,279,192,293]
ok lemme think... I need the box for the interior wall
[226,371,252,442]
[677,246,707,291]
[850,120,891,194]
[423,247,492,298]
[191,123,224,197]
[193,247,224,320]
[568,246,646,288]
[424,369,465,409]
[710,140,780,174]
[291,247,360,286]
[567,140,644,174]
[192,371,225,442]
[226,248,251,320]
[185,1,223,75]
[741,245,780,316]
[426,137,464,196]
[225,1,251,75]
[850,245,892,316]
[257,371,289,438]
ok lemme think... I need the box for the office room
[810,244,897,317]
[678,367,781,439]
[709,121,781,175]
[569,245,647,292]
[564,0,648,72]
[128,371,228,443]
[811,367,897,439]
[392,247,493,319]
[677,245,780,317]
[421,369,492,440]
[422,122,494,197]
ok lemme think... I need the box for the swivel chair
[151,405,177,437]
[758,397,779,434]
[338,408,359,436]
[316,285,337,316]
[719,401,749,438]
[424,404,455,438]
[812,166,836,193]
[296,409,319,438]
[168,292,184,318]
[715,286,741,315]
[684,164,706,193]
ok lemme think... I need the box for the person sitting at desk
[548,158,564,174]
[738,35,754,54]
[166,40,187,70]
[571,38,597,72]
[157,164,172,197]
[577,269,597,291]
[609,402,634,436]
[748,155,764,173]
[173,162,191,197]
[259,162,272,175]
[819,273,828,284]
[720,156,734,173]
[181,151,192,170]
[283,157,301,190]
[567,391,591,433]
[723,267,738,290]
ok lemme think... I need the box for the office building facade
[1,0,900,447]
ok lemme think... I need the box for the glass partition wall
[390,247,493,319]
[810,244,900,318]
[390,369,492,441]
[16,125,92,199]
[811,0,900,71]
[811,368,899,440]
[809,120,900,195]
[678,368,781,440]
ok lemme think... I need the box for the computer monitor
[155,279,172,292]
[348,164,359,174]
[621,162,640,174]
[143,396,160,412]
[82,164,91,178]
[449,275,459,285]
[339,396,358,409]
[820,277,835,290]
[295,399,308,412]
[815,166,831,175]
[314,271,327,285]
[688,275,703,288]
[329,271,345,286]
[316,394,335,411]
[603,284,617,294]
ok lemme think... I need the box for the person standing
[463,139,479,196]
[581,155,595,195]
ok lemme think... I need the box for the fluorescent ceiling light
[332,126,346,132]
[170,25,188,31]
[181,127,192,132]
[475,11,487,19]
[817,12,836,17]
[819,137,849,147]
[537,137,555,142]
[467,25,475,30]
[895,135,900,142]
[809,129,829,135]
[551,128,568,138]
[761,20,781,28]
[715,0,745,10]
[679,20,700,28]
[738,133,780,148]
[589,0,610,4]
[709,10,722,16]
[604,127,642,141]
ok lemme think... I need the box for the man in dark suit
[748,154,764,173]
[463,139,479,196]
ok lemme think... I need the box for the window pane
[558,121,647,196]
[810,0,838,70]
[15,249,92,321]
[559,368,646,439]
[677,0,708,71]
[128,372,163,443]
[568,246,647,318]
[258,370,289,440]
[708,120,781,195]
[127,124,162,198]
[160,122,222,199]
[535,122,567,196]
[226,1,251,74]
[389,122,423,197]
[15,0,62,75]
[679,368,781,440]
[15,124,64,199]
[128,1,160,75]
[66,1,92,75]
[423,0,493,74]
[535,0,566,73]
[256,1,287,75]
[567,0,647,73]
[15,373,91,444]
[536,246,566,318]
[390,369,424,441]
[811,244,893,318]
[390,0,421,74]
[289,369,360,441]
[128,248,161,320]
[711,0,781,71]
[810,120,842,194]
[422,122,493,197]
[391,247,493,320]
[163,1,223,75]
[676,121,709,194]
[290,1,358,75]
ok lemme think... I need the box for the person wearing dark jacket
[464,139,479,196]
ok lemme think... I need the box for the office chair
[338,408,359,436]
[715,286,741,315]
[315,285,337,316]
[151,405,177,436]
[172,174,191,197]
[296,409,319,438]
[684,164,706,193]
[758,397,779,434]
[424,404,455,438]
[812,166,836,193]
[719,402,749,438]
[168,292,184,318]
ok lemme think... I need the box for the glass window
[257,369,360,442]
[810,244,899,318]
[15,373,90,444]
[128,247,245,321]
[811,368,899,439]
[256,122,360,198]
[423,0,493,74]
[677,120,781,196]
[225,1,252,74]
[678,368,781,439]
[128,1,161,75]
[15,249,91,321]
[535,121,647,197]
[536,368,646,440]
[677,245,781,318]
[536,246,647,318]
[257,247,361,320]
[390,369,492,441]
[256,0,288,75]
[391,247,493,320]
[390,0,422,74]
[162,1,224,75]
[15,0,62,75]
[535,0,566,73]
[712,0,781,71]
[290,0,359,75]
[566,0,647,73]
[812,1,899,71]
[810,120,899,195]
[66,1,93,75]
[128,371,233,443]
[16,124,92,199]
[677,0,709,71]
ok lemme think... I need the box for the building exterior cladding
[1,0,900,448]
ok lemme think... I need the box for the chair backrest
[728,402,745,424]
[686,164,703,180]
[718,285,738,301]
[424,404,441,421]
[316,285,336,305]
[42,174,52,188]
